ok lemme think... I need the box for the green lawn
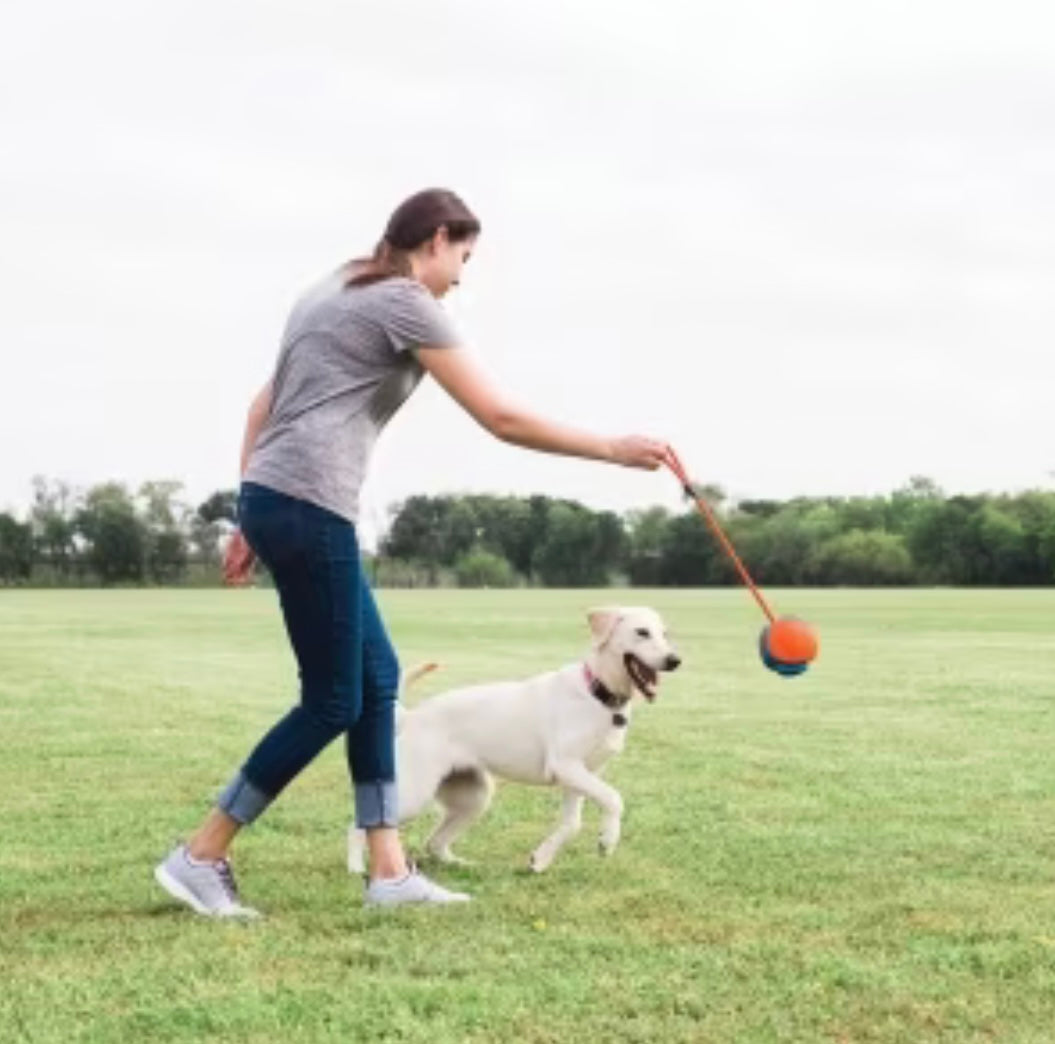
[2,588,1054,1043]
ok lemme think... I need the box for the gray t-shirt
[245,273,459,523]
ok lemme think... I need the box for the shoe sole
[364,893,471,908]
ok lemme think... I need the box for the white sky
[2,0,1053,547]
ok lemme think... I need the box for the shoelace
[214,858,240,901]
[369,862,419,888]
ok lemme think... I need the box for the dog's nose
[664,654,682,671]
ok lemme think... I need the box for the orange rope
[663,447,776,624]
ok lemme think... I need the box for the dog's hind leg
[426,769,494,865]
[529,789,584,873]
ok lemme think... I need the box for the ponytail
[344,240,414,288]
[342,188,480,289]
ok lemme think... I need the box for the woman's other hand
[223,530,256,586]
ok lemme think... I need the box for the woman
[155,188,671,916]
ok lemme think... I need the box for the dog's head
[586,606,681,701]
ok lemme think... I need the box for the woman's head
[346,188,480,297]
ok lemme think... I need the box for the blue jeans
[216,483,399,828]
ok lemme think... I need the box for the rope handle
[662,447,776,624]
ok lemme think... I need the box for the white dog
[347,606,681,874]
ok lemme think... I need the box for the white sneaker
[364,867,471,908]
[154,844,261,919]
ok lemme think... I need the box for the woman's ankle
[366,826,408,880]
[187,808,241,861]
[186,839,226,862]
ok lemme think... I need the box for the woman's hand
[223,529,256,586]
[608,435,674,471]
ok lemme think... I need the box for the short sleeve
[380,279,460,354]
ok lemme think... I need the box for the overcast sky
[2,1,1052,546]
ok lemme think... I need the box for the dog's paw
[529,849,552,873]
[597,826,621,856]
[428,848,473,867]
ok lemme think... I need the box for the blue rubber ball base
[758,626,809,678]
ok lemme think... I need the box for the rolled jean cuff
[216,770,273,825]
[354,781,399,828]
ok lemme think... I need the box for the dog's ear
[587,607,623,648]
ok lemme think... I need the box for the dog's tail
[395,661,440,732]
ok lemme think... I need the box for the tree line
[3,475,1054,587]
[0,478,235,586]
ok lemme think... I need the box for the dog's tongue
[642,664,659,699]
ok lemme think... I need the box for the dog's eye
[635,628,651,638]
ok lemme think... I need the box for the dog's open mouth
[624,653,659,700]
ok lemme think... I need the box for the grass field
[2,587,1055,1043]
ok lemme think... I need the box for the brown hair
[344,188,481,288]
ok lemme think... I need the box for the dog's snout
[664,654,682,671]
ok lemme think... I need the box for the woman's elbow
[486,407,524,444]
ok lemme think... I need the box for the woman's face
[415,228,476,298]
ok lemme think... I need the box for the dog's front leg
[530,790,584,873]
[550,760,624,857]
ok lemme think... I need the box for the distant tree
[657,512,718,585]
[625,506,671,586]
[902,475,943,500]
[974,504,1029,585]
[454,547,517,588]
[464,495,537,576]
[907,495,982,584]
[691,483,727,510]
[1006,491,1055,583]
[750,504,840,585]
[736,499,781,519]
[441,498,482,565]
[594,510,628,577]
[75,483,146,584]
[192,489,239,574]
[838,496,893,534]
[197,489,239,525]
[0,513,34,583]
[383,495,452,578]
[188,515,225,570]
[532,503,623,586]
[138,481,190,583]
[29,476,78,580]
[811,529,914,585]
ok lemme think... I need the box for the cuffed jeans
[216,482,399,829]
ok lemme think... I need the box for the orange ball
[766,616,819,665]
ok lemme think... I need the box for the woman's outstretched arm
[416,347,669,469]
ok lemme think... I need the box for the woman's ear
[429,225,450,253]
